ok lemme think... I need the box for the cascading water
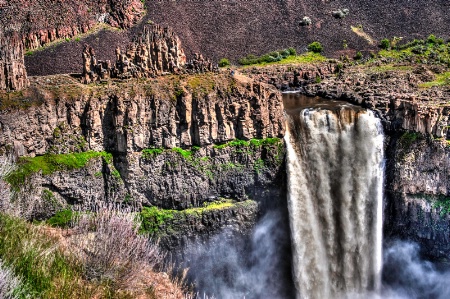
[285,96,384,299]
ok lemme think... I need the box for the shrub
[46,209,75,228]
[354,51,363,60]
[288,47,297,55]
[307,41,323,53]
[380,38,390,50]
[427,34,444,45]
[69,207,163,288]
[218,58,230,67]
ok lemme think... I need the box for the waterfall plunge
[285,107,384,299]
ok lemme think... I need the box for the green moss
[214,137,282,149]
[140,207,175,235]
[254,158,265,173]
[139,199,245,235]
[111,169,121,179]
[434,197,450,215]
[172,147,194,159]
[5,151,112,190]
[141,148,164,159]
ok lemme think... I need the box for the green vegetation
[213,137,281,150]
[377,34,450,68]
[142,148,164,159]
[218,58,230,67]
[354,51,363,60]
[5,151,112,190]
[419,71,450,88]
[186,73,216,95]
[238,47,299,66]
[0,214,87,298]
[140,199,242,235]
[433,196,450,215]
[380,38,391,50]
[307,42,323,53]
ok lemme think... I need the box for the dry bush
[0,259,22,299]
[68,206,164,290]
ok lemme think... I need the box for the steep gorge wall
[263,62,450,260]
[0,74,285,223]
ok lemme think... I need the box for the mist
[184,212,450,299]
[183,210,294,299]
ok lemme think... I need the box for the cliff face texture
[263,62,450,260]
[0,33,28,90]
[384,135,450,261]
[0,73,285,222]
[0,0,144,90]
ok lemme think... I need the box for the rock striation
[0,32,28,91]
[0,73,285,212]
[81,25,217,84]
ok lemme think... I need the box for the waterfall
[285,105,384,299]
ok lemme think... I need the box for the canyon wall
[261,63,450,260]
[0,74,285,238]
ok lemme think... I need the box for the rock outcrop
[82,25,187,83]
[0,32,28,91]
[384,134,450,261]
[0,73,285,212]
[0,0,145,90]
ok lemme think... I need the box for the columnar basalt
[0,0,144,91]
[82,25,187,83]
[0,73,285,212]
[0,32,28,91]
[81,25,217,83]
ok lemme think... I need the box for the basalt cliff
[1,0,450,269]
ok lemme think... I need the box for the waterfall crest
[285,106,384,299]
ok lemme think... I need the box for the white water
[285,107,384,299]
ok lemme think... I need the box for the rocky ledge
[0,73,285,250]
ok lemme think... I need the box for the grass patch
[5,151,112,190]
[240,52,326,68]
[364,64,414,74]
[186,74,216,95]
[419,71,450,88]
[0,214,89,298]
